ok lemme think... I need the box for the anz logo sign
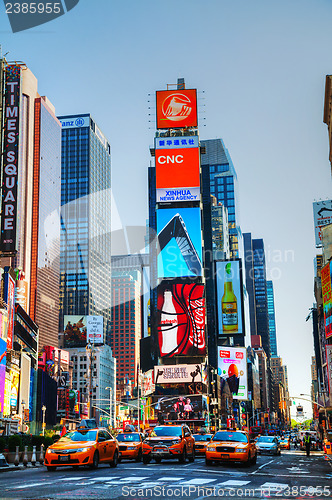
[60,116,89,129]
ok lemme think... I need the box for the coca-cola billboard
[157,282,206,358]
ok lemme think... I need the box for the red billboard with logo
[157,282,206,358]
[155,147,200,190]
[156,89,197,129]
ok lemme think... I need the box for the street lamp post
[105,387,113,428]
[42,405,46,436]
[86,342,94,420]
[21,400,25,433]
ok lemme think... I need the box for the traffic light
[240,403,246,421]
[279,402,282,409]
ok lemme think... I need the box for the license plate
[59,455,70,462]
[220,454,229,458]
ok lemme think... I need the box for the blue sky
[1,0,332,417]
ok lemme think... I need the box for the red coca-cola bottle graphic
[160,290,178,356]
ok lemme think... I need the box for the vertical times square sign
[0,65,20,254]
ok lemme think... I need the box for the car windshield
[117,433,140,442]
[59,430,97,442]
[257,437,275,443]
[212,432,248,443]
[151,426,182,437]
[193,434,212,441]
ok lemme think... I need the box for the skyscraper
[266,280,278,357]
[30,96,61,348]
[252,238,270,358]
[200,138,240,259]
[58,114,112,343]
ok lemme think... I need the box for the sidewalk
[0,462,43,472]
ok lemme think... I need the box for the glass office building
[58,114,112,343]
[200,139,240,259]
[267,280,278,357]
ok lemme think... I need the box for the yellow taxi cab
[279,436,290,450]
[116,431,144,462]
[44,428,119,471]
[205,430,257,466]
[142,424,195,464]
[192,433,213,456]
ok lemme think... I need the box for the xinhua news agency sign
[0,66,21,254]
[3,1,80,33]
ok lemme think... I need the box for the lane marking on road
[181,478,216,485]
[252,459,275,474]
[192,468,244,476]
[119,476,149,482]
[87,476,120,482]
[260,482,288,490]
[216,480,250,487]
[253,472,331,480]
[158,477,184,481]
[10,481,55,489]
[59,477,88,481]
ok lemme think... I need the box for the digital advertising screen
[216,260,243,336]
[321,261,332,340]
[155,149,200,188]
[156,89,198,129]
[218,347,248,400]
[154,363,205,384]
[157,207,203,278]
[157,282,206,357]
[0,338,7,414]
[155,394,207,421]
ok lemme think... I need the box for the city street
[1,450,332,499]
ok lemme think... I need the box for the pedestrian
[304,432,311,457]
[293,437,298,449]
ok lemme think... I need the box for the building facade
[267,281,278,357]
[58,114,112,344]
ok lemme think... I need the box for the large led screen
[218,347,248,400]
[0,338,6,414]
[156,89,198,129]
[157,282,206,357]
[155,394,207,421]
[157,208,202,278]
[216,261,243,335]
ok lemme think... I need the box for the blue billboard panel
[157,208,202,278]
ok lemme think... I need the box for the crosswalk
[5,474,323,495]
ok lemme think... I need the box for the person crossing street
[304,432,311,457]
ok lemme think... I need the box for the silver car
[256,436,281,455]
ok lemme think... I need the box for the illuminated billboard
[155,146,200,203]
[157,208,203,278]
[155,394,207,421]
[4,271,15,350]
[0,338,6,414]
[218,347,248,400]
[321,262,332,339]
[63,315,104,347]
[216,260,244,336]
[0,65,21,254]
[156,89,198,129]
[157,282,206,357]
[154,363,205,384]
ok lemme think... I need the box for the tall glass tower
[200,138,240,258]
[58,114,112,344]
[266,280,278,357]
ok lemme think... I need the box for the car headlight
[207,446,216,451]
[170,439,181,445]
[127,446,138,450]
[74,447,90,453]
[235,449,247,453]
